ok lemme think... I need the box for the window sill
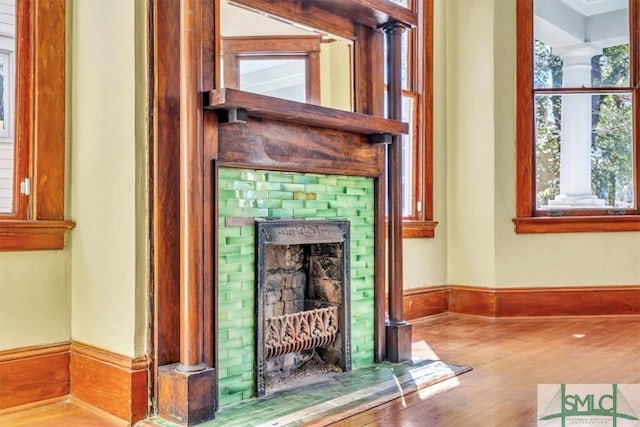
[513,216,640,234]
[402,220,439,238]
[0,220,75,251]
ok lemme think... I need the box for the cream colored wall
[320,40,353,111]
[439,0,640,288]
[444,0,497,287]
[0,251,70,351]
[403,0,449,289]
[491,0,640,287]
[70,0,147,358]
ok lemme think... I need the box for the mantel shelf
[205,88,408,137]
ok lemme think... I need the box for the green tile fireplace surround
[217,167,376,407]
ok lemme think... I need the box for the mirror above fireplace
[219,0,355,111]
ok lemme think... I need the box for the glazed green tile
[225,235,254,246]
[241,170,267,182]
[293,191,317,201]
[256,199,282,209]
[316,209,338,217]
[218,357,244,370]
[327,186,347,194]
[219,207,245,217]
[317,176,338,185]
[228,271,255,282]
[293,208,318,217]
[268,191,294,200]
[218,244,241,256]
[219,299,243,312]
[223,253,254,265]
[281,183,305,192]
[232,181,255,190]
[268,208,293,217]
[292,174,318,184]
[266,172,294,183]
[218,168,243,180]
[281,199,305,209]
[304,200,329,209]
[315,192,336,201]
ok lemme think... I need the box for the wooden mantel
[152,0,414,423]
[206,88,408,137]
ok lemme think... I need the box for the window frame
[398,0,437,238]
[221,35,322,105]
[0,0,73,250]
[514,0,640,233]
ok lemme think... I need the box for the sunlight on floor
[411,339,462,401]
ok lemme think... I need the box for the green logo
[538,384,639,427]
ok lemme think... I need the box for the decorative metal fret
[264,306,339,358]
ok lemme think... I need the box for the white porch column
[548,45,607,208]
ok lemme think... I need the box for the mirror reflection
[220,0,354,111]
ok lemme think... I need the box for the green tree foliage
[534,41,562,205]
[534,41,634,208]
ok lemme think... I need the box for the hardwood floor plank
[335,315,640,427]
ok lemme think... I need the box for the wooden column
[383,20,412,363]
[157,0,216,424]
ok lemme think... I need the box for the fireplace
[255,218,351,396]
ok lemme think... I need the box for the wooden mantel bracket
[215,107,248,125]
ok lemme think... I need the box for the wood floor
[335,314,640,426]
[2,314,639,426]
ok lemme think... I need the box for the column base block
[158,363,216,426]
[386,322,412,363]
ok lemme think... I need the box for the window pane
[535,93,634,209]
[238,58,306,103]
[534,0,629,89]
[0,0,15,214]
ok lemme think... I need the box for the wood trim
[206,88,408,136]
[0,343,70,410]
[403,286,449,320]
[448,285,496,317]
[513,216,640,233]
[32,0,66,220]
[515,0,534,219]
[70,342,149,424]
[449,285,640,317]
[0,220,75,251]
[401,220,438,238]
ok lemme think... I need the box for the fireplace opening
[255,219,351,396]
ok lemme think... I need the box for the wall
[70,0,147,358]
[442,0,640,288]
[0,251,70,350]
[403,0,449,290]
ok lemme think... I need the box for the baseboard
[0,343,71,410]
[404,286,449,320]
[404,285,640,319]
[449,285,640,317]
[70,341,149,424]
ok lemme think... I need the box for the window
[0,0,72,250]
[515,0,640,233]
[385,0,436,238]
